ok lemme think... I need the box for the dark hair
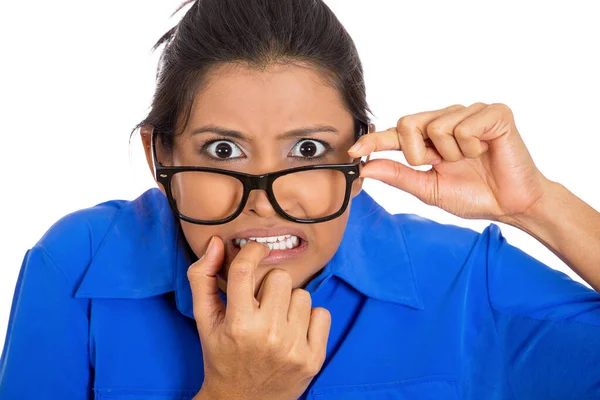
[130,0,373,150]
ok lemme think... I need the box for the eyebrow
[190,124,339,140]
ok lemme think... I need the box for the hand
[187,236,331,400]
[349,103,550,222]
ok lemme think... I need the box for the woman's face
[145,62,364,294]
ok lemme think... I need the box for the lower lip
[228,238,309,264]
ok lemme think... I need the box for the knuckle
[292,288,312,306]
[186,265,199,282]
[492,102,513,116]
[302,362,321,378]
[454,124,470,140]
[470,102,487,108]
[396,116,416,133]
[426,123,446,138]
[449,104,466,110]
[230,260,253,277]
[403,151,423,166]
[267,268,292,286]
[264,326,284,348]
[286,348,306,367]
[226,319,251,341]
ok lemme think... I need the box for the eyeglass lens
[170,169,347,221]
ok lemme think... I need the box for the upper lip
[230,227,308,242]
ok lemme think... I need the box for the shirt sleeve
[0,247,93,399]
[486,224,600,399]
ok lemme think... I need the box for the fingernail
[205,236,216,256]
[348,142,362,154]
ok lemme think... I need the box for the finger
[187,236,226,331]
[398,105,464,166]
[455,102,516,144]
[307,307,331,355]
[349,128,442,167]
[397,126,443,167]
[425,126,463,162]
[360,158,436,204]
[256,269,293,325]
[348,128,402,157]
[225,241,270,318]
[425,102,488,161]
[288,288,312,332]
[348,105,463,158]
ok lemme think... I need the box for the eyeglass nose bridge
[244,173,271,192]
[241,174,282,213]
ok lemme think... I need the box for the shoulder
[30,189,164,289]
[392,213,497,262]
[390,213,506,292]
[348,191,503,298]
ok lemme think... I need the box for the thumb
[187,236,226,331]
[360,159,436,204]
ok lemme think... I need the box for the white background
[1,1,599,351]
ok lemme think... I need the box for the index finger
[225,241,271,317]
[348,106,461,157]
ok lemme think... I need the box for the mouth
[233,234,300,251]
[228,228,309,264]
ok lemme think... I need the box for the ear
[351,177,363,198]
[140,125,167,196]
[140,125,153,176]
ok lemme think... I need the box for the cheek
[311,215,348,256]
[179,221,221,260]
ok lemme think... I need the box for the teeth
[234,235,300,250]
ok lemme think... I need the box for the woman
[1,0,599,399]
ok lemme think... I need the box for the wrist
[499,178,573,255]
[499,177,561,231]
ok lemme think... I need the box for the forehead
[185,62,354,134]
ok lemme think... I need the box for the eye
[289,139,328,158]
[205,140,244,160]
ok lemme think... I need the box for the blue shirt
[1,188,599,399]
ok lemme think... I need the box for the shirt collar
[74,189,193,299]
[326,190,423,309]
[75,188,423,314]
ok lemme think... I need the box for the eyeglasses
[151,120,369,225]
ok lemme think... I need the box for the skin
[141,68,600,399]
[142,62,364,296]
[351,102,600,291]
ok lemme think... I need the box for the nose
[243,189,277,219]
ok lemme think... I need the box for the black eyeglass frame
[151,120,369,225]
